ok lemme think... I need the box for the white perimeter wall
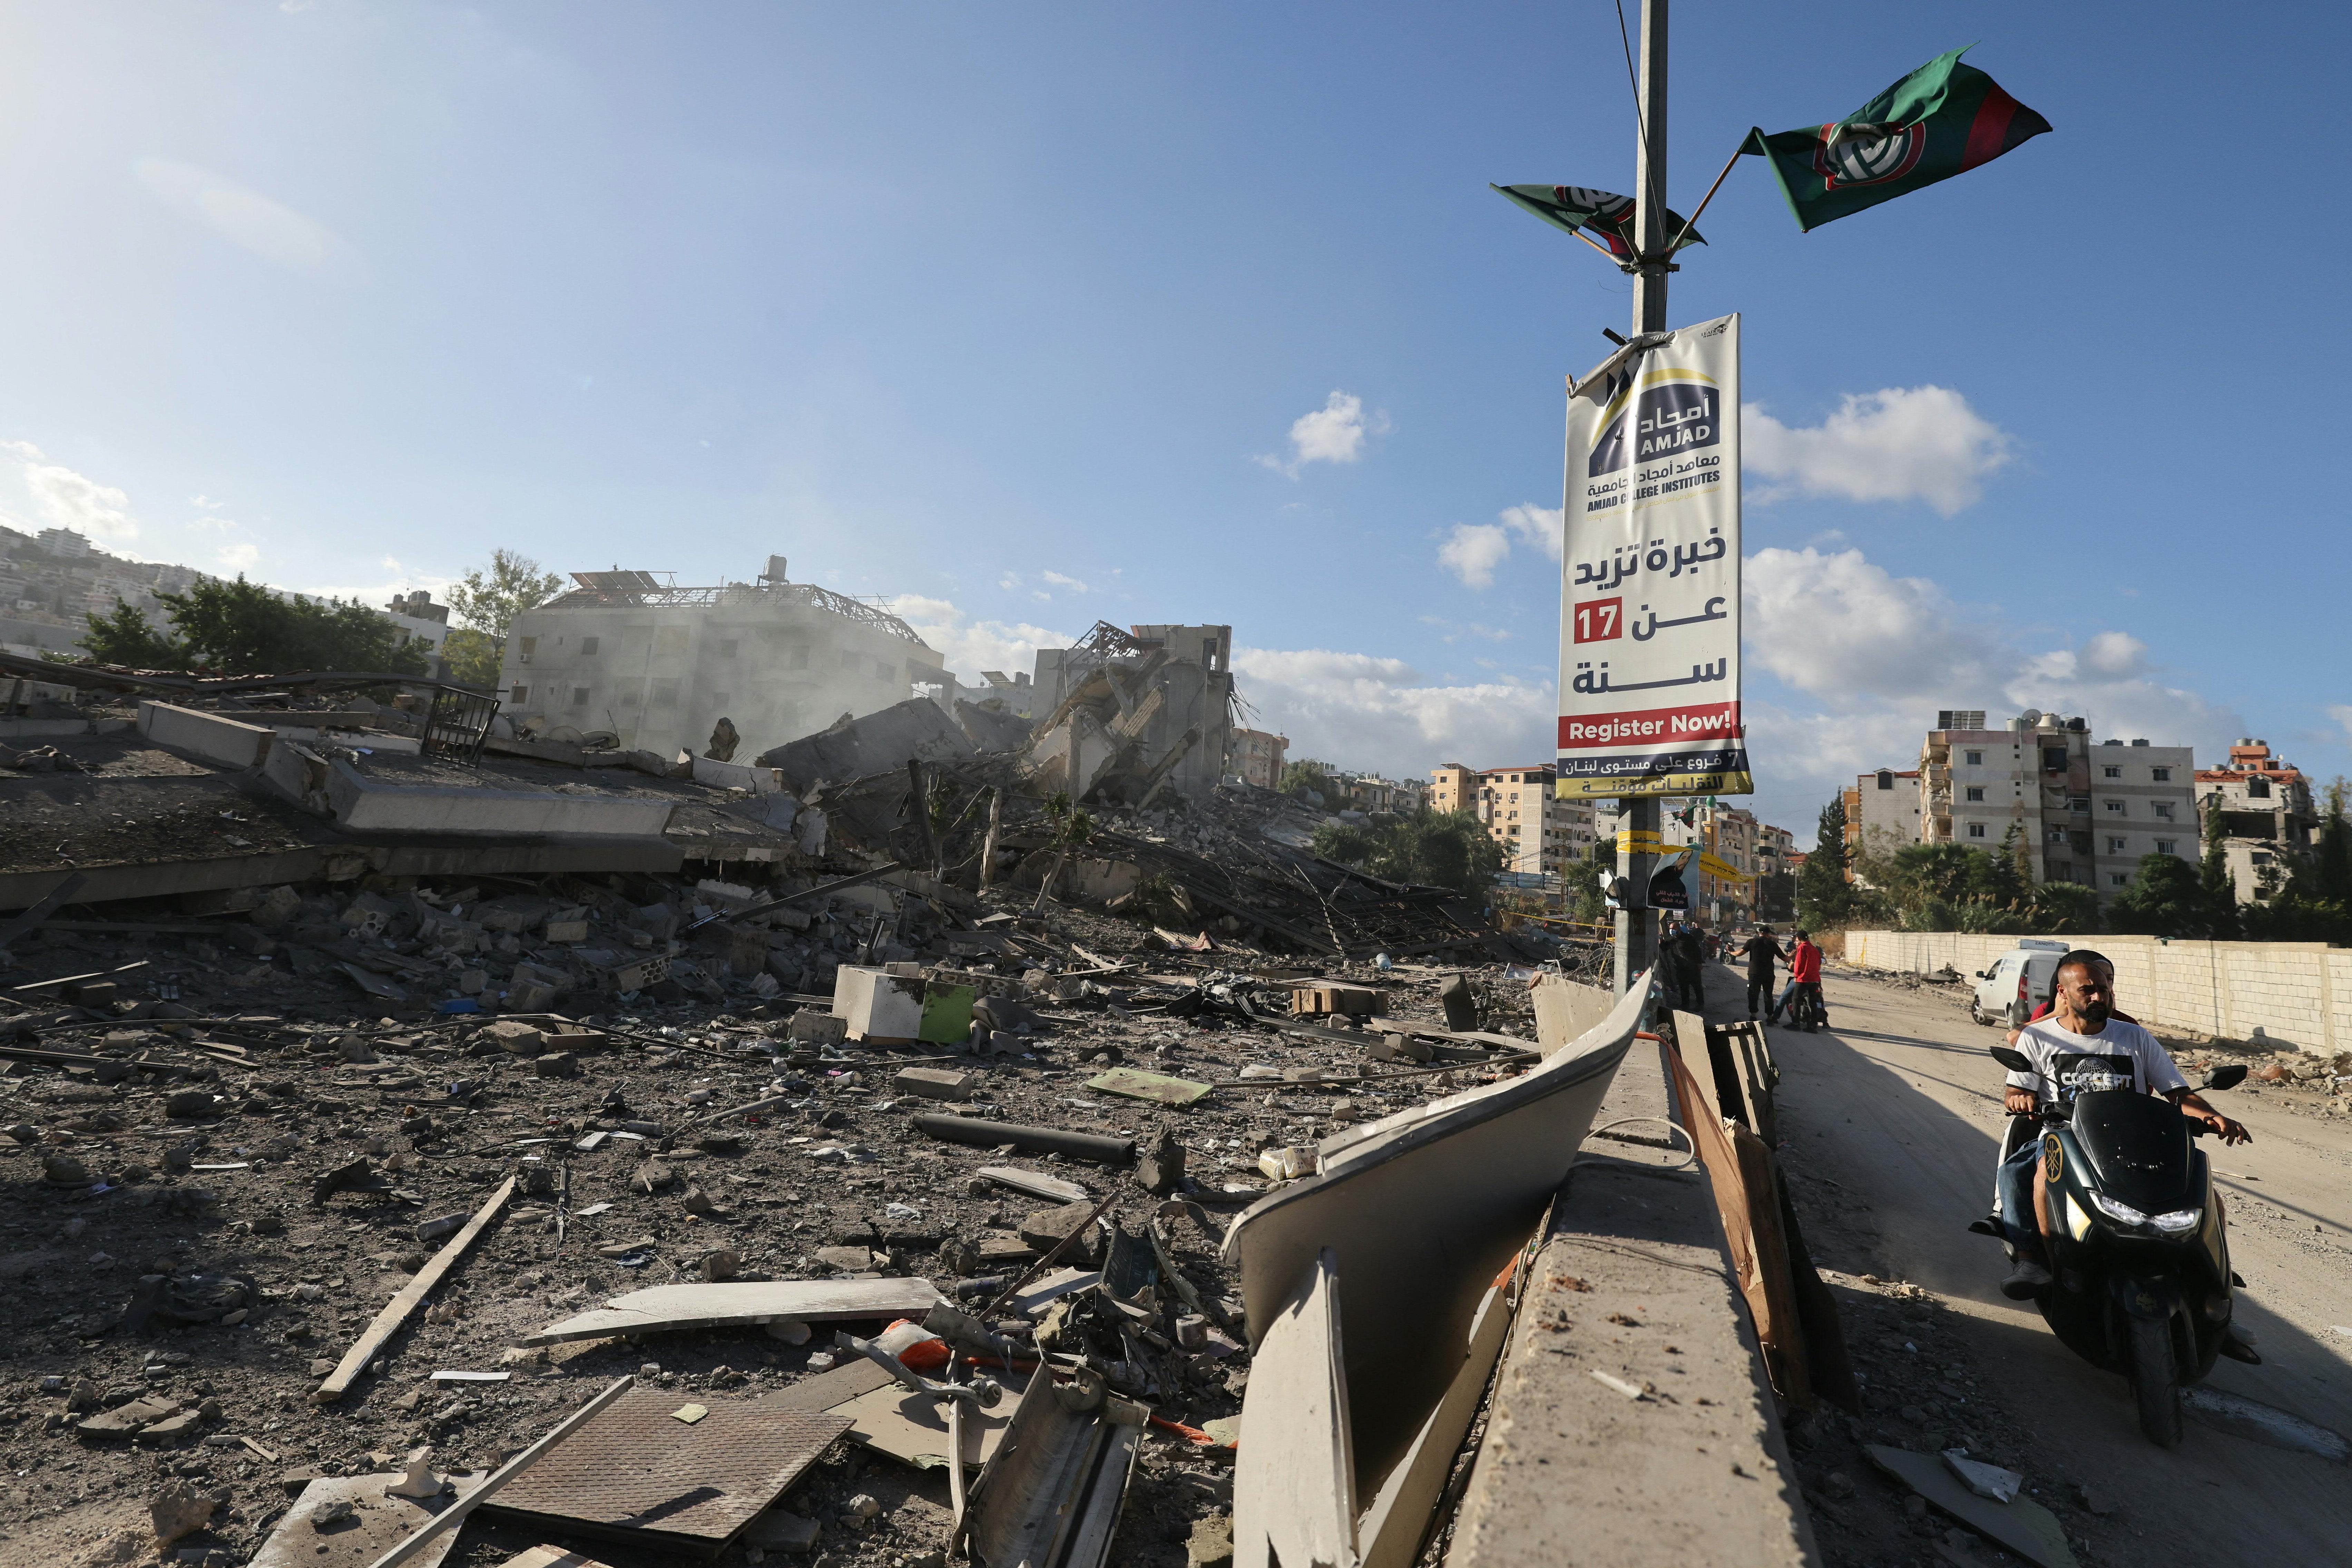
[1843,929,2352,1057]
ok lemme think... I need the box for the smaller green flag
[1490,184,1706,257]
[1745,46,2050,233]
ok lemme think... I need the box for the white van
[1968,940,2071,1028]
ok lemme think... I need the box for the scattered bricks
[458,968,488,996]
[78,1396,180,1438]
[138,1411,203,1441]
[480,1020,545,1056]
[1370,1032,1433,1063]
[631,902,681,941]
[336,1036,380,1064]
[1439,973,1479,1032]
[893,1067,977,1102]
[814,1246,879,1272]
[534,1052,581,1079]
[1175,1314,1209,1351]
[1135,1130,1186,1196]
[543,919,590,943]
[1288,982,1384,1018]
[149,1479,216,1546]
[1187,1512,1236,1568]
[787,1010,850,1046]
[1018,1201,1101,1255]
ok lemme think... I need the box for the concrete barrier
[1844,928,2351,1056]
[1446,1037,1820,1567]
[322,757,676,837]
[136,702,274,769]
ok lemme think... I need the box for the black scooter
[1970,1045,2251,1446]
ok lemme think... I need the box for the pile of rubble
[1,793,1579,1568]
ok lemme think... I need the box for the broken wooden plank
[363,1376,635,1568]
[1086,1067,1213,1107]
[977,1165,1090,1205]
[521,1277,945,1346]
[314,1176,514,1403]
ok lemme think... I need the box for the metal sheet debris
[522,1277,945,1345]
[1086,1066,1213,1106]
[479,1387,850,1556]
[252,1472,476,1568]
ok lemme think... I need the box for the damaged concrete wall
[1029,623,1234,805]
[500,569,949,764]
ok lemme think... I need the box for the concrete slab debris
[1864,1446,2078,1568]
[1086,1066,1213,1106]
[250,1472,474,1568]
[521,1277,945,1346]
[977,1165,1090,1205]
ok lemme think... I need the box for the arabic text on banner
[1555,312,1750,799]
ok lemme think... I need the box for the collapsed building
[498,557,948,762]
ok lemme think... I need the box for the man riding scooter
[1997,950,2250,1298]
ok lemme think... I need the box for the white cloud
[1434,502,1564,589]
[881,594,1076,683]
[2330,705,2352,745]
[1744,385,2011,516]
[1744,546,1999,702]
[1040,570,1090,595]
[217,542,260,572]
[19,458,139,545]
[1232,646,1554,777]
[1256,391,1388,477]
[134,158,345,271]
[1437,523,1511,588]
[189,494,224,510]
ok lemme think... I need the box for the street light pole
[1614,0,1669,996]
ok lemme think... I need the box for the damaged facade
[498,559,947,763]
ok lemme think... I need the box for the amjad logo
[1812,121,1925,189]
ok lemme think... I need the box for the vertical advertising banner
[1555,312,1750,800]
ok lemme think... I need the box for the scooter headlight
[2090,1192,2149,1227]
[2150,1208,2202,1234]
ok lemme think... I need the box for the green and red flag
[1744,46,2050,232]
[1489,184,1706,257]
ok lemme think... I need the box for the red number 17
[1574,597,1622,643]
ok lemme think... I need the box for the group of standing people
[1654,918,1825,1029]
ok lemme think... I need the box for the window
[617,679,643,707]
[719,639,739,659]
[518,636,537,665]
[2247,777,2270,798]
[651,678,680,709]
[2109,873,2129,887]
[580,636,599,656]
[1967,823,1987,839]
[2043,747,2068,772]
[2105,800,2126,814]
[2108,837,2127,854]
[2153,802,2174,820]
[1964,786,1985,802]
[2151,767,2171,782]
[2252,851,2273,866]
[569,686,590,709]
[1964,749,1984,765]
[656,626,690,654]
[2156,839,2178,855]
[2047,827,2067,844]
[2070,796,2090,814]
[1877,770,1894,790]
[2103,765,2121,779]
[509,684,529,704]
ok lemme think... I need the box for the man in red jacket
[1770,929,1824,1030]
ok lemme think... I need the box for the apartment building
[1458,764,1596,876]
[1429,763,1477,816]
[1231,727,1288,790]
[499,557,948,760]
[1920,709,2195,899]
[1843,767,1924,873]
[1696,802,1760,925]
[2195,740,2316,903]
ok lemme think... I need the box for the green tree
[444,549,565,687]
[2107,853,2223,937]
[1795,795,1857,930]
[2026,880,2101,934]
[2197,797,2242,938]
[80,600,188,669]
[2314,776,2352,904]
[1279,757,1338,806]
[1313,809,1506,898]
[1758,869,1796,922]
[138,576,424,677]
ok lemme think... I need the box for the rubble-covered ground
[0,839,1563,1568]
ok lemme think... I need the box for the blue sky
[1,2,2345,842]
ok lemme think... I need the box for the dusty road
[1754,961,2352,1560]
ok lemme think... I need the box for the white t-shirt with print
[2005,1016,2189,1106]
